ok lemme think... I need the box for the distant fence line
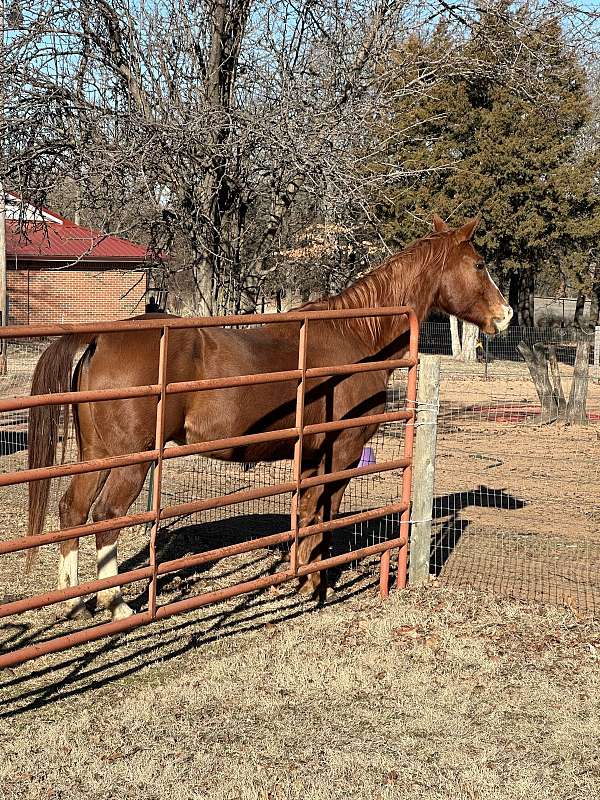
[420,321,598,370]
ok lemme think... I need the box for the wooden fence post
[594,326,600,384]
[409,355,440,585]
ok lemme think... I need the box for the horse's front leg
[294,481,326,599]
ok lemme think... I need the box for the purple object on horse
[358,447,376,468]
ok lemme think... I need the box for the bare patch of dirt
[429,366,600,612]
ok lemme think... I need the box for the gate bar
[0,359,415,415]
[0,408,415,488]
[0,305,417,339]
[0,500,409,619]
[148,326,169,618]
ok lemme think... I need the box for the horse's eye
[475,261,485,271]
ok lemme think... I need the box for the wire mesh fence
[419,321,600,614]
[0,322,599,619]
[421,320,598,374]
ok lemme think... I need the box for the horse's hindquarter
[76,327,199,456]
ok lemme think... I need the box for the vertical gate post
[593,326,600,384]
[381,310,419,597]
[408,355,440,586]
[290,318,308,574]
[148,325,169,617]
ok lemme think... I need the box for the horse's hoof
[66,602,93,620]
[298,580,322,601]
[111,602,135,621]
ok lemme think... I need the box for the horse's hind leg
[295,482,326,598]
[58,470,109,619]
[92,463,150,620]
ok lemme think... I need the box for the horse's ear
[455,216,480,242]
[432,214,450,233]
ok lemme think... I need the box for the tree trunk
[517,341,560,423]
[508,270,520,326]
[547,345,566,417]
[517,268,535,326]
[449,315,461,357]
[574,290,586,329]
[460,322,479,362]
[566,341,590,425]
[590,287,600,327]
[193,259,214,316]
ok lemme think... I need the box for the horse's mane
[299,230,454,349]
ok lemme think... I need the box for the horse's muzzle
[492,305,513,333]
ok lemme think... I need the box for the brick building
[5,196,152,325]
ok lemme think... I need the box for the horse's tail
[26,334,95,572]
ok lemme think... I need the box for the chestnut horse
[27,216,511,619]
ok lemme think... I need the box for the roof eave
[6,256,153,267]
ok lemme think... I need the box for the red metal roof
[6,208,151,266]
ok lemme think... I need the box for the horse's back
[75,315,381,461]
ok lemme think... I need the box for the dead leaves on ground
[389,601,600,669]
[392,624,442,652]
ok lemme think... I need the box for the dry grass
[2,350,600,798]
[2,584,600,800]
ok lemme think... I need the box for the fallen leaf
[392,625,424,640]
[425,634,441,651]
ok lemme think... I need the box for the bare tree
[4,0,600,314]
[449,316,479,361]
[6,0,416,313]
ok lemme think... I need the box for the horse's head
[433,215,512,335]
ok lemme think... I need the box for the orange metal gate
[0,307,418,669]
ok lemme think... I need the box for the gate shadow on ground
[118,510,402,610]
[0,486,524,717]
[0,567,376,719]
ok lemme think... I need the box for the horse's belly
[184,381,300,463]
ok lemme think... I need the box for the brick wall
[7,268,148,325]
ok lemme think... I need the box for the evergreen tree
[372,9,599,325]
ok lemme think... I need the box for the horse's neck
[323,256,438,355]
